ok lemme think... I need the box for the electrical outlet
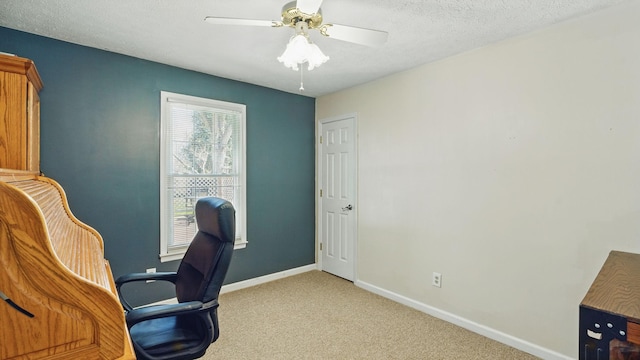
[432,272,442,288]
[146,267,156,283]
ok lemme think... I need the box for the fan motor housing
[281,1,323,28]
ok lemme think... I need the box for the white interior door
[319,115,356,281]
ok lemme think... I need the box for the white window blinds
[160,91,247,261]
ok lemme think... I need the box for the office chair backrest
[175,197,235,303]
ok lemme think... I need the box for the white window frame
[160,91,247,262]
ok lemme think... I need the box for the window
[160,91,246,262]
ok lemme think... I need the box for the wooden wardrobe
[0,54,135,359]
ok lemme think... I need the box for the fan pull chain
[299,65,305,92]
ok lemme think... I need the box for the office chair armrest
[125,300,218,328]
[115,271,178,285]
[115,272,178,311]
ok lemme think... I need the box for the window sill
[234,240,248,250]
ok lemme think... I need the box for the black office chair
[115,197,235,360]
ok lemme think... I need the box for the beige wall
[316,1,640,358]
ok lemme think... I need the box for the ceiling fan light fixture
[306,42,329,70]
[278,34,307,70]
[277,33,329,71]
[277,20,329,71]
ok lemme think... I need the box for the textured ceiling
[0,0,629,97]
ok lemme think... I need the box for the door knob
[342,204,353,211]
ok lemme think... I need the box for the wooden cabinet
[0,55,135,359]
[0,53,43,172]
[580,251,640,359]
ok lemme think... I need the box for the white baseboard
[220,263,318,294]
[355,279,574,360]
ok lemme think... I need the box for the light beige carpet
[204,270,539,359]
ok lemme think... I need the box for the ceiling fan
[204,0,388,86]
[204,0,388,47]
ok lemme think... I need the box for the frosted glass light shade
[277,34,329,71]
[306,43,329,70]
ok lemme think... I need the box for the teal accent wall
[0,27,316,304]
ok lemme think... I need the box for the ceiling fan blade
[204,16,281,27]
[320,24,388,47]
[296,0,323,14]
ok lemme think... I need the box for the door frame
[316,113,358,280]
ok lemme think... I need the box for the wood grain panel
[27,81,40,172]
[0,179,134,359]
[0,53,42,172]
[11,178,110,288]
[0,54,43,91]
[0,71,28,170]
[581,251,640,322]
[628,321,640,345]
